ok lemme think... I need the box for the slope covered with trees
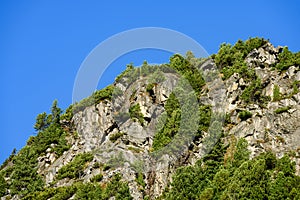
[0,37,300,199]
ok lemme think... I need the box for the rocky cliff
[1,38,300,199]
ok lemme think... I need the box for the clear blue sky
[0,0,299,163]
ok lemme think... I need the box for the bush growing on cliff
[240,78,270,104]
[273,85,282,101]
[129,104,144,125]
[274,106,292,114]
[109,132,125,142]
[73,85,115,113]
[238,110,252,121]
[152,93,181,151]
[57,153,94,180]
[275,47,300,72]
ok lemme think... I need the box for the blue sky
[0,1,299,163]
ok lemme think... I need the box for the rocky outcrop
[246,42,282,67]
[36,42,300,199]
[224,42,300,175]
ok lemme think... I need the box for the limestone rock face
[35,42,300,199]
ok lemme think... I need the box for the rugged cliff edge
[1,38,300,199]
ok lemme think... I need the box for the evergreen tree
[0,173,7,197]
[34,112,49,131]
[51,100,62,124]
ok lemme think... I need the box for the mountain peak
[1,38,300,199]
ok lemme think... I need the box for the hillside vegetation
[1,37,300,199]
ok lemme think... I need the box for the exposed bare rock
[246,42,281,67]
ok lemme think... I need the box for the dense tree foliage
[0,173,7,196]
[23,174,132,200]
[161,138,300,199]
[10,147,44,196]
[0,148,16,170]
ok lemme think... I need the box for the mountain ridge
[1,38,300,199]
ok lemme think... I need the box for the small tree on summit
[51,100,62,124]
